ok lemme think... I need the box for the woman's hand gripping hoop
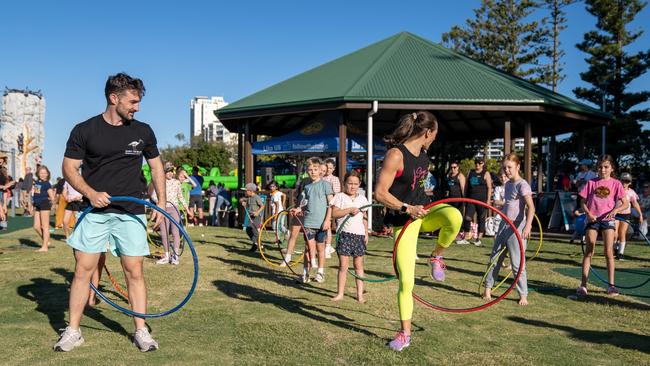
[335,203,396,283]
[392,197,525,313]
[74,196,199,318]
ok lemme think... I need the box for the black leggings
[462,199,487,234]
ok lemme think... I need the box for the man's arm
[62,157,111,207]
[148,156,166,228]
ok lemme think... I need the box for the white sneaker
[314,272,325,283]
[156,254,170,265]
[170,255,179,265]
[133,328,159,352]
[53,327,84,352]
[456,239,470,245]
[297,274,310,283]
[472,239,482,246]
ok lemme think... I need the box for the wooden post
[504,120,511,155]
[338,112,347,184]
[536,135,543,193]
[244,120,253,185]
[237,124,244,190]
[524,121,532,182]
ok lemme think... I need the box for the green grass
[1,224,649,366]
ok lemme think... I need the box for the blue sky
[1,0,648,178]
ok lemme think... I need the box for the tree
[560,0,650,173]
[160,134,233,174]
[442,0,552,84]
[544,0,577,91]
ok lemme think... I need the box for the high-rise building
[190,96,234,144]
[0,88,45,178]
[483,138,538,161]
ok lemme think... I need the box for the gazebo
[218,32,610,228]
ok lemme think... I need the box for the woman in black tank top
[446,161,465,210]
[458,157,492,245]
[375,111,462,351]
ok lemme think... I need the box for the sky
[1,0,648,179]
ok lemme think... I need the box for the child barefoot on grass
[330,170,369,303]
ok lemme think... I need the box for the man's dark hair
[105,73,146,102]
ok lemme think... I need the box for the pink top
[621,187,638,215]
[579,178,625,221]
[322,175,341,194]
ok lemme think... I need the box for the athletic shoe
[53,327,84,352]
[455,239,470,245]
[170,255,179,266]
[314,273,325,283]
[134,328,159,352]
[429,257,446,282]
[248,245,258,252]
[388,331,411,351]
[607,286,619,297]
[156,254,169,265]
[471,239,482,246]
[576,286,588,297]
[614,242,620,254]
[297,274,310,284]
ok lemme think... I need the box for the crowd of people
[1,72,646,354]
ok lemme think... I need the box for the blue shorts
[67,212,149,257]
[585,220,616,232]
[304,227,327,243]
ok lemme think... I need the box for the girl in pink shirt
[576,155,629,297]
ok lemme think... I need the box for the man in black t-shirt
[55,73,166,353]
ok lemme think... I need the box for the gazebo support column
[237,125,244,189]
[338,112,347,186]
[537,134,543,193]
[524,121,532,182]
[244,120,253,185]
[504,121,511,155]
[367,101,378,232]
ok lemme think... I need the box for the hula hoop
[581,215,650,290]
[392,198,524,313]
[74,196,199,318]
[258,211,304,268]
[103,263,130,301]
[485,213,544,292]
[334,203,396,283]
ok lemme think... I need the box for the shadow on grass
[214,279,379,338]
[18,238,41,248]
[15,267,130,338]
[507,316,650,354]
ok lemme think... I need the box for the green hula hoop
[335,203,396,283]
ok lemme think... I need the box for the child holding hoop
[330,170,369,303]
[482,154,534,306]
[576,154,628,297]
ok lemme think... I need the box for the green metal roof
[219,32,608,119]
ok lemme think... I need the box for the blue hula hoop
[583,215,650,290]
[74,196,199,318]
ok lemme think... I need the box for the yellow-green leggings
[394,204,462,320]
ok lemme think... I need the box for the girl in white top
[268,181,287,237]
[330,171,369,303]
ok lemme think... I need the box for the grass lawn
[1,223,649,366]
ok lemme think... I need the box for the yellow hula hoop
[478,246,508,295]
[480,214,544,293]
[258,211,304,268]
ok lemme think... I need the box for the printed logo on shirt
[595,186,610,199]
[411,167,428,191]
[125,139,145,156]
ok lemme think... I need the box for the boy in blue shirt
[290,157,334,283]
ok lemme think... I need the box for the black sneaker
[248,245,258,252]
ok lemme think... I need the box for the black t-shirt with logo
[64,114,160,214]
